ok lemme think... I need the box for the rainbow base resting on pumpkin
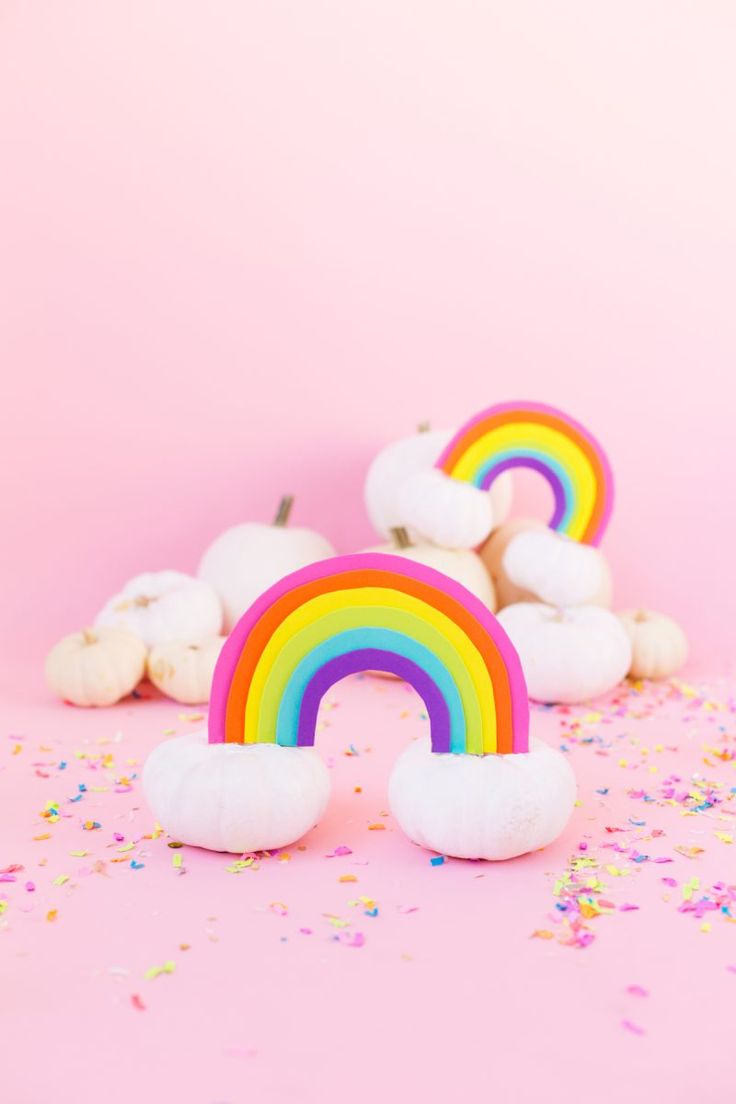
[143,554,576,859]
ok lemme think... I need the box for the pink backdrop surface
[1,1,735,690]
[3,678,736,1104]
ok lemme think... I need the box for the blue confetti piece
[430,856,445,867]
[130,860,144,870]
[596,788,609,795]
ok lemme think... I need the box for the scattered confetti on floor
[2,674,735,1103]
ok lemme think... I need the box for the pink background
[2,3,735,689]
[2,8,736,1102]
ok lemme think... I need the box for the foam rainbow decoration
[436,401,614,544]
[209,554,529,756]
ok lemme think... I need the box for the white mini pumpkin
[95,570,222,648]
[498,602,632,704]
[364,426,513,544]
[147,637,227,704]
[618,610,688,680]
[367,528,497,610]
[502,528,610,608]
[198,496,335,633]
[143,731,330,853]
[389,735,576,860]
[481,518,612,609]
[45,627,147,707]
[396,468,496,550]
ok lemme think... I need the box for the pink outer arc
[207,552,529,753]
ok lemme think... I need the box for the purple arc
[479,456,567,531]
[295,648,452,754]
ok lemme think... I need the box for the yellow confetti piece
[0,901,7,915]
[682,877,700,901]
[368,823,386,831]
[53,875,70,886]
[675,845,705,859]
[46,909,58,922]
[70,850,88,857]
[531,929,554,940]
[172,854,183,868]
[701,922,711,933]
[12,743,22,755]
[339,874,357,883]
[605,865,630,877]
[179,712,205,723]
[715,832,733,844]
[117,843,135,853]
[224,858,254,873]
[144,960,176,980]
[33,833,51,841]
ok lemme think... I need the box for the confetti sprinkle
[144,961,176,980]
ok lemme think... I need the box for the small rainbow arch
[208,554,529,756]
[436,401,614,544]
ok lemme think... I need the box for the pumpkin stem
[417,421,430,433]
[82,628,98,645]
[273,495,294,527]
[390,526,412,550]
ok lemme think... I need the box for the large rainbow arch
[208,554,529,756]
[436,401,614,544]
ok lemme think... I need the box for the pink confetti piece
[621,1019,645,1036]
[339,931,365,948]
[626,985,649,997]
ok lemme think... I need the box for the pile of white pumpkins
[45,428,688,710]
